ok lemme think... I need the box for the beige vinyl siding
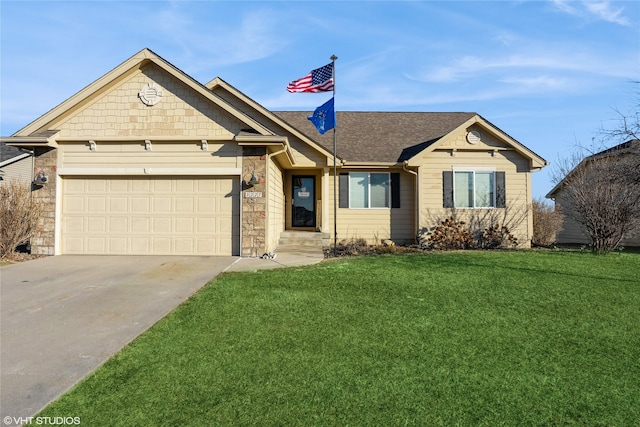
[0,156,32,186]
[419,149,533,246]
[267,157,285,251]
[327,170,415,244]
[58,141,241,169]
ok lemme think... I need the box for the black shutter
[339,173,349,208]
[443,171,454,208]
[496,171,506,208]
[391,173,401,208]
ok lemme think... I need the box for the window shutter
[443,171,454,208]
[391,173,401,208]
[339,173,349,208]
[496,171,506,208]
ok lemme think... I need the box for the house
[1,48,547,257]
[0,141,32,186]
[546,140,640,247]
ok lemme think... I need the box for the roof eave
[1,135,58,148]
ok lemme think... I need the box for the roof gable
[273,111,547,169]
[9,48,271,140]
[274,111,476,164]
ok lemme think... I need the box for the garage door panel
[64,217,84,233]
[88,217,106,233]
[109,180,128,192]
[131,198,150,213]
[87,237,107,253]
[153,180,172,192]
[153,217,172,233]
[62,176,239,255]
[109,237,128,253]
[88,180,107,192]
[131,238,150,253]
[153,197,172,212]
[110,197,128,212]
[152,238,171,253]
[132,217,150,233]
[64,196,85,213]
[109,217,128,232]
[132,179,151,192]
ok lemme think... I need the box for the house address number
[245,191,263,198]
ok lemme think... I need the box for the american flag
[287,63,334,93]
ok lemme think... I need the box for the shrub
[532,198,564,246]
[479,224,518,249]
[421,216,474,250]
[0,181,43,259]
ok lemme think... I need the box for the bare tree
[532,197,563,246]
[551,141,640,252]
[550,82,640,252]
[0,181,43,259]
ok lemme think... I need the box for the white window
[349,172,390,208]
[454,171,495,208]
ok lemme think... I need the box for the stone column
[241,146,267,257]
[31,147,57,256]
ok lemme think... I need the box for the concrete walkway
[0,251,324,424]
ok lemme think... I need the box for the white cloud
[583,1,629,25]
[551,0,630,25]
[151,4,290,70]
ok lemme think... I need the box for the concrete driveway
[0,255,238,422]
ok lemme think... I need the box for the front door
[292,176,316,228]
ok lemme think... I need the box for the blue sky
[1,0,638,198]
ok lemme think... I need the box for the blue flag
[307,97,336,135]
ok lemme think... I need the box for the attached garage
[61,176,240,255]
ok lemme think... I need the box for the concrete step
[277,231,330,253]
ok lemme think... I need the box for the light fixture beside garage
[201,140,208,151]
[145,140,152,151]
[242,171,258,189]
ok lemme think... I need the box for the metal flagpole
[330,55,338,257]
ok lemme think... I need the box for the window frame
[452,168,497,209]
[348,172,391,209]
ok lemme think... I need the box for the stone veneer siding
[241,146,267,257]
[31,147,57,255]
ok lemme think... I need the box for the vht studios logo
[3,416,81,426]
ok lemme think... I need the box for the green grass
[40,251,640,426]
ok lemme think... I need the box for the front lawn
[40,251,640,426]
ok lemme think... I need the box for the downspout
[403,161,419,243]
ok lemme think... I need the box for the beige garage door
[61,176,239,255]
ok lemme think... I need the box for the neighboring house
[546,140,640,247]
[1,48,547,256]
[0,141,32,186]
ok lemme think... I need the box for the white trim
[452,166,496,172]
[453,170,497,209]
[57,167,242,176]
[348,172,391,209]
[54,173,62,255]
[0,152,31,168]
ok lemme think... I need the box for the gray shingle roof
[274,111,476,163]
[0,141,27,163]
